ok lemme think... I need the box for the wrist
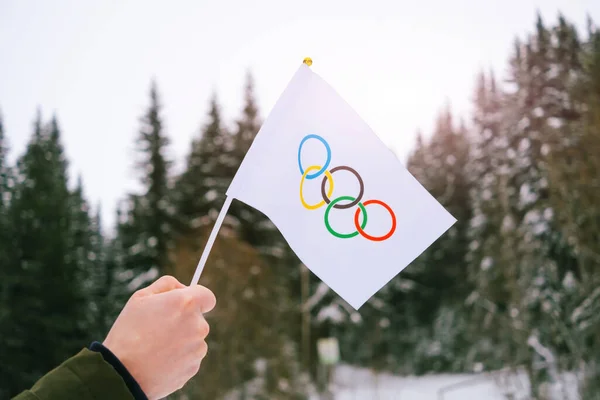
[90,341,148,400]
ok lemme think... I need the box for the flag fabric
[227,63,456,309]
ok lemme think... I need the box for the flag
[226,62,456,309]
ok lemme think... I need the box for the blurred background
[1,0,600,399]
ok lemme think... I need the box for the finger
[197,317,210,338]
[194,285,217,314]
[199,340,208,359]
[139,275,185,296]
[176,285,217,314]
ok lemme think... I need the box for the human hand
[102,276,216,399]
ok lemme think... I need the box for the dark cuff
[89,341,148,400]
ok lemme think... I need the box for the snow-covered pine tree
[86,206,118,340]
[174,94,235,233]
[465,70,518,370]
[68,178,115,342]
[497,15,584,396]
[403,106,472,373]
[116,81,173,292]
[547,20,600,398]
[68,177,98,342]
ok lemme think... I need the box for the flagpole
[190,196,233,285]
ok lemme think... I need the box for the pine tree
[478,15,585,395]
[117,81,173,290]
[464,71,519,370]
[379,131,437,373]
[547,21,600,398]
[1,113,88,396]
[229,72,281,253]
[403,106,472,373]
[0,110,12,305]
[70,178,93,288]
[0,110,16,399]
[174,94,235,233]
[101,209,132,333]
[233,71,261,159]
[85,207,111,339]
[69,178,111,342]
[425,109,472,301]
[138,81,172,274]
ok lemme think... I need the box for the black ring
[320,166,365,209]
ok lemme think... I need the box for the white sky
[0,0,597,230]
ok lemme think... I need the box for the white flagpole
[190,196,233,285]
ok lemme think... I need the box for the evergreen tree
[465,71,518,370]
[138,81,172,275]
[69,179,112,341]
[0,110,16,399]
[1,114,88,396]
[547,21,600,398]
[377,132,437,373]
[496,16,584,395]
[229,72,281,253]
[102,209,134,332]
[174,94,235,232]
[86,207,113,339]
[404,106,472,373]
[0,110,12,304]
[70,178,94,296]
[117,81,173,290]
[233,72,261,159]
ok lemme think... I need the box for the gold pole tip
[303,57,313,67]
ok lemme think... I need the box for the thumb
[138,275,185,296]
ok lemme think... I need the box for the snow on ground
[310,364,581,400]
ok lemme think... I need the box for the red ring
[354,200,396,241]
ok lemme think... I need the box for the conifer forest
[1,11,600,400]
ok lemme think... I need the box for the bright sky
[0,0,597,230]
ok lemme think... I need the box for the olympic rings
[300,166,334,210]
[354,200,396,241]
[325,196,367,238]
[298,134,331,180]
[320,166,364,209]
[297,134,397,242]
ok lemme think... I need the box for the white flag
[227,63,456,309]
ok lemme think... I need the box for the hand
[102,275,216,399]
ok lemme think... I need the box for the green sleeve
[12,348,135,400]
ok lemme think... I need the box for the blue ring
[297,134,331,180]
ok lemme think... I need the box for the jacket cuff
[25,348,136,400]
[89,342,148,400]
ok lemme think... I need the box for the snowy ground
[311,364,581,400]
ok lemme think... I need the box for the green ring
[324,196,368,238]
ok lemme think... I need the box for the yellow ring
[300,166,334,210]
